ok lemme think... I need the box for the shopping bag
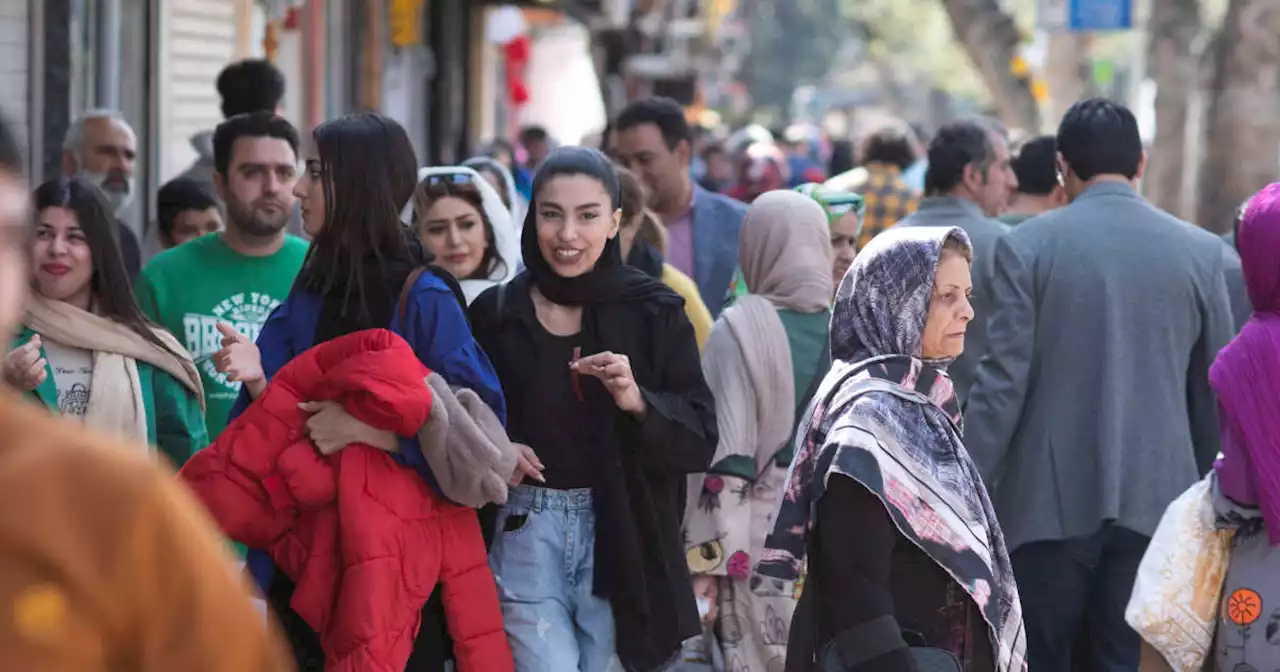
[1125,475,1231,672]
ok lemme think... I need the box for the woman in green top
[684,190,835,671]
[725,184,864,307]
[2,177,207,466]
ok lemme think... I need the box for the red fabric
[503,35,531,106]
[181,329,512,672]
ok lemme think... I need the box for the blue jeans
[489,486,624,672]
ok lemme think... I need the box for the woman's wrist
[363,427,400,453]
[245,378,267,400]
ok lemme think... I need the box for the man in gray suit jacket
[894,118,1017,401]
[614,97,746,317]
[964,99,1234,671]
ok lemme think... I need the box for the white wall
[519,20,606,146]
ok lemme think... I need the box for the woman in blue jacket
[215,112,507,672]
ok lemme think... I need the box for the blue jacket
[690,184,747,318]
[230,270,506,591]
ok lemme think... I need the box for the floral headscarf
[755,226,1027,671]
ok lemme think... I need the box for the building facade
[2,0,487,245]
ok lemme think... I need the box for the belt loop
[533,486,543,513]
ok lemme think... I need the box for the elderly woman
[756,226,1026,671]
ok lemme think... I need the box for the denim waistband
[506,485,594,512]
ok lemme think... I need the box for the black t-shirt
[507,321,595,490]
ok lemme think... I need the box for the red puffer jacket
[180,329,512,672]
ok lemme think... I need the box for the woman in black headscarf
[468,146,717,671]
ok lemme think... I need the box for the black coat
[470,274,717,670]
[790,476,994,671]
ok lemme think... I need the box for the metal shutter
[159,0,236,181]
[0,2,28,162]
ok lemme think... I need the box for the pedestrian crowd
[0,58,1268,672]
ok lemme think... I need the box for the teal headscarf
[725,184,866,306]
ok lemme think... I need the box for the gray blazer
[894,197,1010,401]
[964,182,1234,552]
[690,184,747,318]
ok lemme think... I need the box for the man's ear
[212,171,229,202]
[961,162,983,192]
[675,139,692,166]
[1134,150,1148,182]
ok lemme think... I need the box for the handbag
[1124,474,1231,672]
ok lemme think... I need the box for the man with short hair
[893,118,1018,400]
[157,178,225,249]
[1001,135,1067,226]
[136,112,308,440]
[825,124,921,248]
[965,98,1235,670]
[61,109,142,278]
[179,59,286,188]
[614,97,746,316]
[0,107,290,670]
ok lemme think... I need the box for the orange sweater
[0,392,292,671]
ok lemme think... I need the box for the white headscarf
[402,166,522,304]
[462,156,526,226]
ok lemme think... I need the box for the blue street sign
[1069,0,1133,31]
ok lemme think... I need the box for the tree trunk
[1196,0,1280,233]
[1143,0,1202,218]
[937,0,1041,133]
[1044,33,1093,127]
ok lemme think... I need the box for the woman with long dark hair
[213,112,511,671]
[2,177,206,464]
[468,146,717,671]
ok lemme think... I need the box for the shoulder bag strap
[397,267,427,327]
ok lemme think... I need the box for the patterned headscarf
[756,226,1027,671]
[794,182,865,233]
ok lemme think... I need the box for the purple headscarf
[1212,182,1280,542]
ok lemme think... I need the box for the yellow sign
[390,0,424,48]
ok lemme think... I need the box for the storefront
[7,0,487,235]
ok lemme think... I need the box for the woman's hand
[509,443,546,486]
[571,351,646,416]
[212,323,266,398]
[3,335,47,391]
[298,400,399,455]
[691,575,719,626]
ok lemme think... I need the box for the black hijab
[520,146,680,307]
[519,147,686,668]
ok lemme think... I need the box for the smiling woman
[3,177,207,467]
[467,146,718,671]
